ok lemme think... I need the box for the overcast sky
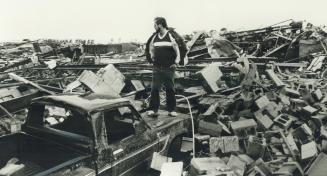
[0,0,325,43]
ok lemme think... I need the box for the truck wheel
[167,135,191,163]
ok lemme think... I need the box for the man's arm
[168,33,180,64]
[145,34,156,63]
[149,35,156,61]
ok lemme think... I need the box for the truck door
[89,111,113,175]
[97,105,167,176]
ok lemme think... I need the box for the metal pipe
[0,104,14,119]
[175,95,195,158]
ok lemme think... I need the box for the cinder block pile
[188,63,327,176]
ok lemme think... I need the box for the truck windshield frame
[26,102,94,139]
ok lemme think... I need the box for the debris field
[1,20,327,176]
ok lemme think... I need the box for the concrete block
[253,158,272,176]
[190,157,227,175]
[255,95,270,109]
[0,163,24,176]
[130,80,145,91]
[293,124,313,143]
[231,119,257,136]
[209,136,239,153]
[181,137,193,152]
[279,94,291,105]
[160,162,183,176]
[286,133,300,156]
[238,154,254,165]
[284,87,301,97]
[275,162,303,176]
[197,63,223,93]
[302,105,319,116]
[254,110,273,130]
[274,114,293,129]
[306,153,327,176]
[301,141,318,160]
[290,98,306,110]
[194,133,210,142]
[78,64,125,96]
[246,136,267,159]
[198,120,222,137]
[227,155,246,176]
[322,140,327,153]
[313,89,323,101]
[150,152,172,171]
[264,102,281,118]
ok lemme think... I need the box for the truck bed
[0,133,88,176]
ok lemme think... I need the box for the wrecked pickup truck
[0,93,191,176]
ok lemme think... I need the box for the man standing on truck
[145,17,186,117]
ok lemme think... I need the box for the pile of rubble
[187,63,327,175]
[151,51,326,175]
[0,39,142,134]
[150,21,327,176]
[0,20,327,175]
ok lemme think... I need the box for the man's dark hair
[154,17,168,29]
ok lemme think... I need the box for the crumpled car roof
[33,93,130,113]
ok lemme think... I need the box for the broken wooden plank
[266,69,285,87]
[8,73,55,95]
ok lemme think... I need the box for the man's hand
[170,64,177,69]
[175,57,180,64]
